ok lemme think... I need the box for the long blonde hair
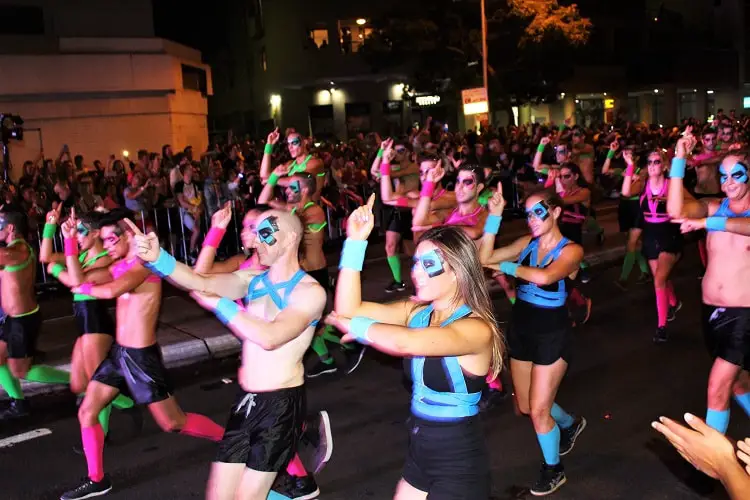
[418,226,505,380]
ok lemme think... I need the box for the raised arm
[620,149,644,198]
[667,130,708,218]
[479,190,506,264]
[533,137,550,173]
[257,165,290,210]
[39,205,65,264]
[260,128,280,181]
[412,166,449,227]
[601,141,619,175]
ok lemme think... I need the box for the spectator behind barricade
[76,174,103,213]
[204,160,230,217]
[174,164,203,263]
[53,164,75,210]
[161,144,175,171]
[102,182,120,210]
[148,153,169,208]
[169,153,188,192]
[123,172,150,213]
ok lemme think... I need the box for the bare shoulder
[291,276,327,308]
[561,242,584,259]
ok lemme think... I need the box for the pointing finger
[366,193,376,212]
[122,218,144,236]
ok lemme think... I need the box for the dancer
[0,207,70,420]
[39,207,136,435]
[258,171,366,377]
[667,145,750,436]
[479,190,586,496]
[623,148,682,343]
[328,194,502,499]
[195,203,265,275]
[261,129,325,200]
[133,209,330,500]
[61,209,225,500]
[688,128,723,273]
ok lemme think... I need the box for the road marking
[0,428,52,449]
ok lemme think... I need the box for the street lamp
[356,18,367,26]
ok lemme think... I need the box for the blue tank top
[708,198,750,232]
[406,304,482,422]
[515,237,570,308]
[245,270,320,327]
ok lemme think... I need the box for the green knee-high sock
[98,404,113,435]
[580,261,589,270]
[620,252,636,281]
[24,365,70,385]
[321,324,354,351]
[0,365,24,399]
[636,252,649,274]
[387,255,402,282]
[311,335,334,364]
[111,394,134,410]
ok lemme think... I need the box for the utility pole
[480,0,491,126]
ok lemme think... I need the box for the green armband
[376,149,384,159]
[606,149,615,160]
[264,143,274,155]
[537,144,546,154]
[43,223,57,239]
[268,172,280,187]
[50,263,65,278]
[559,124,566,132]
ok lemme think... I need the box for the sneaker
[298,410,333,474]
[0,398,30,420]
[384,281,406,293]
[559,416,587,456]
[613,279,628,292]
[60,475,113,500]
[530,462,566,496]
[342,344,367,375]
[305,359,337,378]
[653,327,668,344]
[272,473,320,500]
[579,267,591,284]
[667,301,682,322]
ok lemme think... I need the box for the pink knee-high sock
[486,375,503,391]
[666,281,678,307]
[286,453,308,477]
[81,424,105,482]
[655,287,669,327]
[179,413,225,442]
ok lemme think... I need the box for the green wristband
[268,172,280,187]
[264,143,274,155]
[376,149,384,159]
[43,223,57,239]
[51,263,65,278]
[537,144,546,154]
[607,149,615,160]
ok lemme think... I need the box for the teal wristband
[339,239,368,271]
[43,223,57,239]
[51,263,65,278]
[264,144,274,155]
[669,157,686,179]
[537,144,545,154]
[484,214,502,235]
[376,149,384,159]
[606,149,615,160]
[268,172,280,187]
[499,262,519,277]
[705,217,727,232]
[215,298,240,325]
[350,316,377,345]
[145,248,176,277]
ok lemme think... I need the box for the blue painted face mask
[287,137,302,148]
[289,180,301,194]
[413,249,445,278]
[720,162,749,184]
[526,201,550,221]
[77,223,91,237]
[256,216,280,246]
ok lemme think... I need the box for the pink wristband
[204,227,226,248]
[64,238,78,257]
[395,198,409,207]
[380,162,392,176]
[420,181,436,198]
[625,165,635,176]
[78,283,93,295]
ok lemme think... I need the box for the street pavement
[1,242,748,498]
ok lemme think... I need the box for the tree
[360,0,592,122]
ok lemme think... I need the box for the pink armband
[380,162,392,176]
[395,198,409,207]
[64,238,78,257]
[78,283,93,295]
[625,165,635,177]
[420,181,436,198]
[204,227,226,249]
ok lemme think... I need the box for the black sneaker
[668,301,682,322]
[305,359,337,378]
[579,267,591,284]
[559,416,587,456]
[342,344,367,375]
[272,473,320,500]
[530,462,566,496]
[0,398,30,420]
[653,327,668,344]
[60,475,113,500]
[298,410,333,474]
[384,281,406,293]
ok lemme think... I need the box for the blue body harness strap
[246,269,319,327]
[516,237,570,308]
[408,304,480,421]
[708,198,750,232]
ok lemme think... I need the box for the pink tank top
[640,180,670,224]
[112,258,160,283]
[444,205,483,227]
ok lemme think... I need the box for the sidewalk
[9,206,627,400]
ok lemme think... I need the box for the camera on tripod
[0,114,23,142]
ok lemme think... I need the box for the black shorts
[618,198,643,232]
[703,305,750,370]
[91,343,174,405]
[215,386,306,472]
[384,206,413,240]
[508,300,571,365]
[642,224,683,260]
[73,300,115,337]
[559,222,583,245]
[402,416,490,499]
[0,310,41,359]
[307,267,330,293]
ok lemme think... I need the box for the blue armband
[669,157,686,179]
[144,248,176,277]
[350,316,377,345]
[215,298,240,325]
[705,217,728,232]
[339,239,368,271]
[484,214,502,235]
[499,262,519,277]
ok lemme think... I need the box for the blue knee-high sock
[551,403,574,429]
[706,409,730,434]
[536,425,561,466]
[734,392,750,418]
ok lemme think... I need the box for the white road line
[0,428,52,449]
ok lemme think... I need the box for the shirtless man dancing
[133,209,328,500]
[260,129,325,200]
[61,209,225,500]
